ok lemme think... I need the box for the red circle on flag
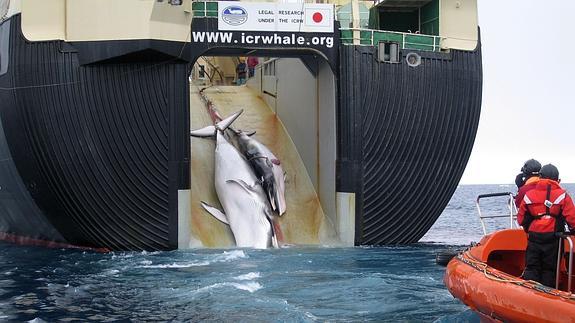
[312,12,323,23]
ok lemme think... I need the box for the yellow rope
[456,252,575,300]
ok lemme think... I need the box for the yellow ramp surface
[189,85,333,247]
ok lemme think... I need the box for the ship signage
[217,1,334,33]
[221,6,249,26]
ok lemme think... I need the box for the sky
[459,1,575,184]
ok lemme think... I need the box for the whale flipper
[201,201,229,225]
[226,179,260,196]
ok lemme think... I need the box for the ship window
[380,9,418,33]
[369,0,439,36]
[378,42,399,63]
[263,61,276,76]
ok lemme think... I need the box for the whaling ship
[0,0,481,251]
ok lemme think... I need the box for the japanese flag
[304,4,333,32]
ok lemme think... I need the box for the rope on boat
[456,251,575,301]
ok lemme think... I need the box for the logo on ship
[222,6,248,26]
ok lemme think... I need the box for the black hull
[338,45,482,244]
[0,15,188,250]
[0,15,482,250]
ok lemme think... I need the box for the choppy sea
[2,184,574,322]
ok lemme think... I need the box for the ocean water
[1,184,573,322]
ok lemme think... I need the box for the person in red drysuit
[517,164,575,287]
[514,159,541,208]
[247,56,259,78]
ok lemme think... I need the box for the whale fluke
[190,110,243,137]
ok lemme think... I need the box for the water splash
[234,272,261,280]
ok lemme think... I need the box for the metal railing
[191,1,218,18]
[339,28,441,52]
[477,192,575,293]
[556,234,574,292]
[188,2,442,53]
[475,192,518,236]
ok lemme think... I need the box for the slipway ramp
[183,85,337,248]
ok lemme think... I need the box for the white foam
[140,261,210,269]
[234,272,260,280]
[304,312,320,321]
[27,318,47,323]
[138,250,246,270]
[193,282,262,294]
[230,282,261,293]
[215,250,247,262]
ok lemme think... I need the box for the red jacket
[517,179,575,233]
[515,176,539,207]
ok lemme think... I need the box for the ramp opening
[180,53,343,248]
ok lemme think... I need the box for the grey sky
[460,0,575,184]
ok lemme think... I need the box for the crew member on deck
[236,59,247,85]
[247,56,259,78]
[517,164,575,287]
[514,159,541,207]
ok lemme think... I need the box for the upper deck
[3,0,477,52]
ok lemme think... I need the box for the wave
[139,261,211,269]
[138,250,247,269]
[234,272,260,281]
[215,250,247,262]
[193,282,262,294]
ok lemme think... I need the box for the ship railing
[191,1,218,18]
[556,233,574,293]
[339,28,441,52]
[475,192,518,236]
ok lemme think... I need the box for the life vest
[521,180,567,234]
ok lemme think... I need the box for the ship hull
[338,44,482,244]
[0,15,188,250]
[0,14,482,250]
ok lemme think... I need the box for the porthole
[406,52,421,67]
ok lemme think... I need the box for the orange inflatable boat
[444,229,575,322]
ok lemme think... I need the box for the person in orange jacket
[517,164,575,287]
[514,159,541,208]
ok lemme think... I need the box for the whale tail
[190,110,243,137]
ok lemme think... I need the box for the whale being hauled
[225,130,287,216]
[190,110,278,249]
[208,107,287,216]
